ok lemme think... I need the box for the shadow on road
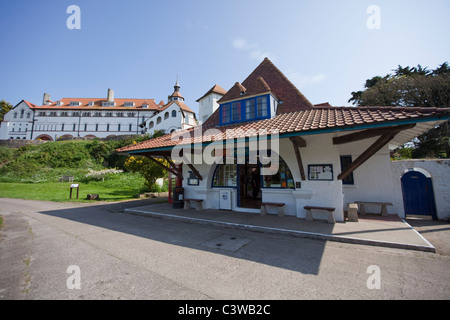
[37,199,330,275]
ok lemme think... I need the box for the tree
[0,100,13,122]
[349,62,450,158]
[124,156,167,191]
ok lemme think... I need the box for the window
[13,112,18,119]
[231,102,241,122]
[116,112,124,117]
[127,112,135,117]
[124,102,135,107]
[129,124,132,131]
[149,121,154,129]
[340,155,354,185]
[95,124,99,132]
[172,110,177,117]
[49,112,57,116]
[72,112,80,117]
[84,123,87,131]
[221,104,231,124]
[106,124,110,132]
[94,112,102,117]
[245,99,255,119]
[20,109,24,118]
[105,112,113,117]
[164,112,169,120]
[118,124,121,132]
[157,116,162,124]
[212,164,237,187]
[262,158,294,189]
[257,97,268,118]
[61,112,69,117]
[69,101,81,106]
[61,123,65,131]
[73,124,76,131]
[220,95,270,125]
[102,101,115,107]
[26,112,31,119]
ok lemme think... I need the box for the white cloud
[231,37,275,61]
[287,72,327,88]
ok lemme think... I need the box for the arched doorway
[35,134,53,141]
[401,170,437,219]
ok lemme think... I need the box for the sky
[0,0,449,115]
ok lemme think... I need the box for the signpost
[70,184,80,199]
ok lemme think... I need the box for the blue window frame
[219,94,270,125]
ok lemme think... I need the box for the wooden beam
[146,156,183,179]
[289,137,306,181]
[289,136,307,148]
[181,155,203,181]
[333,124,416,145]
[337,131,399,181]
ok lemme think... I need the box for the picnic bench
[355,201,393,217]
[59,175,74,183]
[261,202,285,217]
[304,206,336,224]
[184,198,204,211]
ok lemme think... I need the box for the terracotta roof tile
[117,106,450,153]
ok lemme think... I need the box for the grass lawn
[0,181,144,203]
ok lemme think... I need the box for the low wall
[0,139,47,148]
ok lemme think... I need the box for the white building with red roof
[0,82,196,141]
[118,58,450,221]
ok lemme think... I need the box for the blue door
[401,171,437,219]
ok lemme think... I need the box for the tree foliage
[0,100,13,122]
[349,62,450,158]
[124,156,167,191]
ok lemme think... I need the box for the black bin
[172,187,184,209]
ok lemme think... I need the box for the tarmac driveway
[0,198,449,300]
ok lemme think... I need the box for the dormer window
[124,102,135,107]
[102,101,115,107]
[69,101,81,106]
[88,101,95,106]
[142,104,149,108]
[219,94,270,125]
[56,101,64,106]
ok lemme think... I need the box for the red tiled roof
[154,100,195,114]
[218,57,314,112]
[204,57,314,127]
[117,106,450,153]
[196,84,227,102]
[31,98,159,110]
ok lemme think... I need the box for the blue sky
[0,0,449,115]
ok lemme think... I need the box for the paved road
[0,198,449,300]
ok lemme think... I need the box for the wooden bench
[184,199,204,210]
[304,206,336,224]
[355,201,393,217]
[261,202,285,217]
[59,175,74,183]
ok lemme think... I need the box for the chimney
[43,93,50,105]
[107,88,114,102]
